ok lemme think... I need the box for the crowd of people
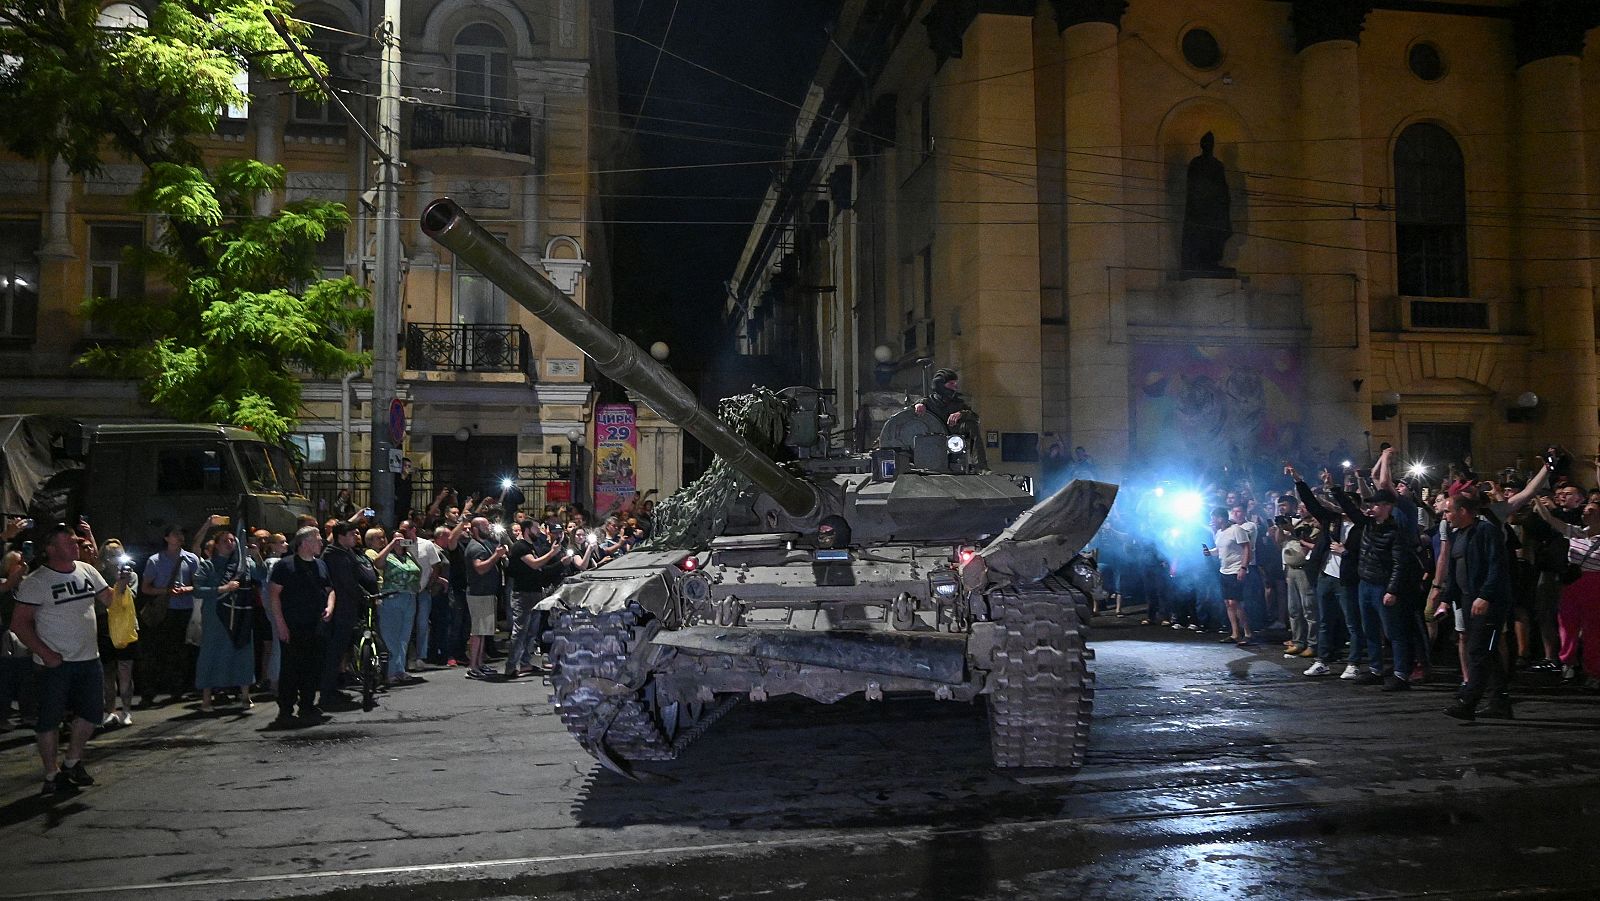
[0,484,656,797]
[1096,443,1600,720]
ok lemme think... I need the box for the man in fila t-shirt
[12,523,129,797]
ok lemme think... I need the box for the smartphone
[21,540,33,558]
[216,516,232,527]
[18,518,33,530]
[362,508,376,518]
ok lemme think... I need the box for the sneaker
[117,710,133,727]
[102,712,121,727]
[1340,664,1363,680]
[1353,670,1383,685]
[1298,648,1316,658]
[1283,645,1305,658]
[1480,701,1515,720]
[1187,624,1201,631]
[40,777,59,797]
[1172,623,1184,630]
[1304,661,1332,677]
[59,762,94,787]
[1381,675,1410,692]
[1443,701,1476,721]
[1410,664,1428,683]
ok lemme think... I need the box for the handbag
[185,598,204,646]
[108,584,140,649]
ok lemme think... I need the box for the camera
[116,553,135,573]
[1273,515,1293,529]
[361,507,376,518]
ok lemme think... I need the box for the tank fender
[971,480,1118,589]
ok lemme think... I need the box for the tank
[420,199,1118,775]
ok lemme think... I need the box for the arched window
[1394,123,1468,298]
[454,23,509,110]
[97,2,149,29]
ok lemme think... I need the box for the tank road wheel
[985,578,1095,770]
[545,602,735,776]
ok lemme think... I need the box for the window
[1181,28,1223,70]
[288,434,331,468]
[156,446,225,494]
[224,63,249,120]
[86,222,144,335]
[453,235,507,324]
[239,442,304,494]
[1395,123,1468,298]
[96,2,148,29]
[292,20,344,124]
[0,220,40,341]
[454,23,509,111]
[1408,42,1445,82]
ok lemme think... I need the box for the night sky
[609,1,841,391]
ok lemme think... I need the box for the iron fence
[411,107,534,156]
[300,465,576,524]
[405,322,534,377]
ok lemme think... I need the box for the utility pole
[367,0,403,523]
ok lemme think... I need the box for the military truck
[0,416,312,556]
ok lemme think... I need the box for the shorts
[466,594,498,637]
[35,659,104,733]
[1218,571,1244,602]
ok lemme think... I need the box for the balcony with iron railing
[410,107,534,157]
[405,322,533,379]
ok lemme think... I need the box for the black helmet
[932,368,957,386]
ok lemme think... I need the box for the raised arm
[1375,447,1395,490]
[1503,463,1551,514]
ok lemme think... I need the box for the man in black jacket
[1442,493,1515,720]
[1338,487,1422,690]
[1291,466,1365,678]
[321,521,378,702]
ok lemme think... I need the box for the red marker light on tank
[958,548,975,565]
[678,555,698,572]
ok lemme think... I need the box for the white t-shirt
[14,561,107,664]
[1324,521,1352,579]
[1214,522,1255,576]
[412,537,443,586]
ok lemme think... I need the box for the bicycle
[353,589,400,712]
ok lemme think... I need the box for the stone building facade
[727,0,1600,481]
[0,0,673,511]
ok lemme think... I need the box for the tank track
[985,577,1095,769]
[546,602,735,768]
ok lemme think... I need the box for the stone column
[252,86,280,217]
[1516,4,1596,454]
[1053,1,1129,469]
[1293,0,1373,454]
[40,157,75,259]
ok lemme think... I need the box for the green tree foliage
[0,1,369,442]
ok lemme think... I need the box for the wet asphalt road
[2,618,1599,901]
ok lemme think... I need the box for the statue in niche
[1180,132,1236,278]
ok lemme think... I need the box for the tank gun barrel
[420,198,818,519]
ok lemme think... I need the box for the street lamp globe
[649,341,670,361]
[873,344,894,364]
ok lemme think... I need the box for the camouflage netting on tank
[640,387,790,551]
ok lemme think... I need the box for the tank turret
[420,198,817,519]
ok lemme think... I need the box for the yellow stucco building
[729,0,1600,481]
[0,0,685,512]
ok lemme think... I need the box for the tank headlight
[928,569,960,599]
[946,434,966,454]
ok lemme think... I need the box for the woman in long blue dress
[194,530,259,712]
